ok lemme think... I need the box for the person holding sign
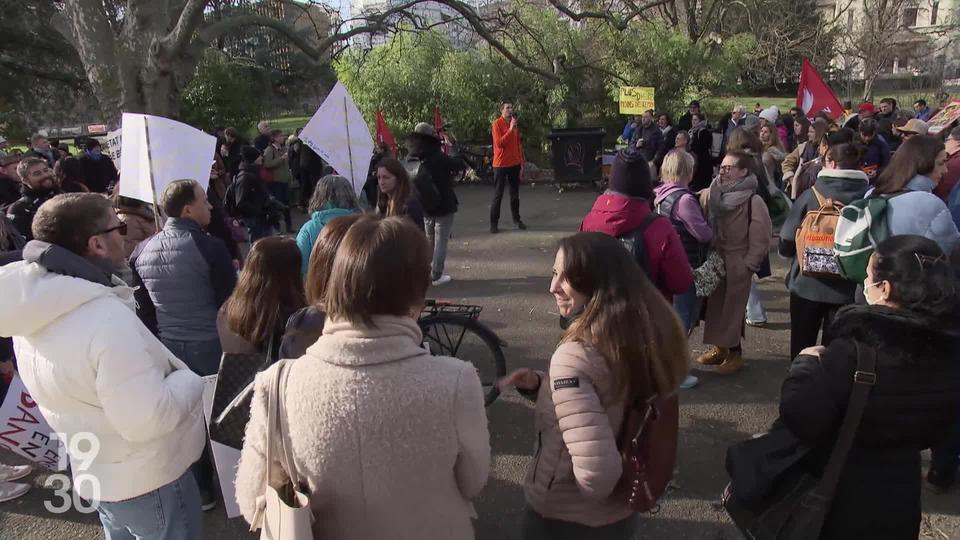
[0,193,207,536]
[490,100,527,234]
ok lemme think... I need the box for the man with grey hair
[720,104,747,160]
[253,120,272,153]
[24,134,55,168]
[0,193,206,535]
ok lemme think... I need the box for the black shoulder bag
[722,343,878,539]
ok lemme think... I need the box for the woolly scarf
[708,173,758,221]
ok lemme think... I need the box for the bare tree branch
[163,0,210,57]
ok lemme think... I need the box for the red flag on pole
[375,110,397,155]
[797,59,844,121]
[434,106,449,155]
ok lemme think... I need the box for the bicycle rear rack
[421,299,482,320]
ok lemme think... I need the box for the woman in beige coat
[499,232,688,540]
[235,215,490,540]
[696,151,772,374]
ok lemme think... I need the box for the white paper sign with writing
[102,129,122,162]
[0,374,65,471]
[299,82,374,194]
[118,113,216,204]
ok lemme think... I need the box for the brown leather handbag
[612,392,679,513]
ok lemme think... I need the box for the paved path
[1,183,957,539]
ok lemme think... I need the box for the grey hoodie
[779,169,870,304]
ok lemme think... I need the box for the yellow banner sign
[619,87,656,115]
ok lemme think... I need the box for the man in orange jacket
[490,100,526,233]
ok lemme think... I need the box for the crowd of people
[0,92,957,540]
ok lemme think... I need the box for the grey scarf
[708,174,758,221]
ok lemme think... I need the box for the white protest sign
[0,374,65,471]
[102,129,122,161]
[118,113,216,204]
[200,374,242,518]
[300,82,374,194]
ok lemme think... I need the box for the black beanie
[608,148,652,198]
[241,145,260,164]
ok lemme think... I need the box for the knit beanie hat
[759,106,780,124]
[608,148,652,198]
[743,114,761,130]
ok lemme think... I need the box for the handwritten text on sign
[618,87,656,115]
[0,374,64,471]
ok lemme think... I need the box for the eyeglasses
[96,222,127,236]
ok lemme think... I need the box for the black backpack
[223,179,241,217]
[619,212,662,278]
[404,157,442,214]
[655,190,708,268]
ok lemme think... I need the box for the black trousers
[491,165,522,226]
[789,293,840,359]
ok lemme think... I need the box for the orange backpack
[796,188,844,279]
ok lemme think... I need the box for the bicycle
[418,299,507,406]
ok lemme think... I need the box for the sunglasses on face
[96,222,128,236]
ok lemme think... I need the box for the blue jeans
[425,213,455,280]
[673,282,700,333]
[161,338,221,496]
[746,279,767,323]
[246,217,274,244]
[97,469,202,540]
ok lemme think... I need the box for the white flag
[118,113,216,204]
[299,82,374,194]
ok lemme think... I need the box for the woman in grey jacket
[499,232,688,540]
[779,143,870,358]
[868,135,959,255]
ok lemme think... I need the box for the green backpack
[834,193,905,282]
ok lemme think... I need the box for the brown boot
[715,349,744,375]
[695,346,728,366]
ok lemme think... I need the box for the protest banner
[300,82,374,194]
[117,113,216,205]
[0,374,65,471]
[927,99,960,134]
[102,129,122,161]
[618,87,656,115]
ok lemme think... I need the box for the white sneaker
[0,482,29,503]
[0,463,31,483]
[431,275,452,286]
[679,375,699,389]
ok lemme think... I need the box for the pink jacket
[580,192,693,300]
[523,341,632,526]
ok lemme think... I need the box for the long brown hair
[305,214,363,304]
[556,233,688,400]
[224,236,306,346]
[874,135,945,194]
[375,158,413,219]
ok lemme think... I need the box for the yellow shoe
[715,349,744,375]
[695,346,728,366]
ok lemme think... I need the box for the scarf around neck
[709,173,758,220]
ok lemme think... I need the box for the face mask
[863,281,882,305]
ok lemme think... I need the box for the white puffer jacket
[0,260,205,502]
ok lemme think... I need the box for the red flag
[797,59,844,121]
[375,111,397,155]
[434,106,449,155]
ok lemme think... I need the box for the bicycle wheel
[419,313,506,406]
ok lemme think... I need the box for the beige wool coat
[235,315,491,539]
[698,190,772,348]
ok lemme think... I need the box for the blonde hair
[660,149,695,184]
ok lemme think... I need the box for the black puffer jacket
[779,305,960,540]
[407,133,459,217]
[233,163,270,221]
[5,186,59,240]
